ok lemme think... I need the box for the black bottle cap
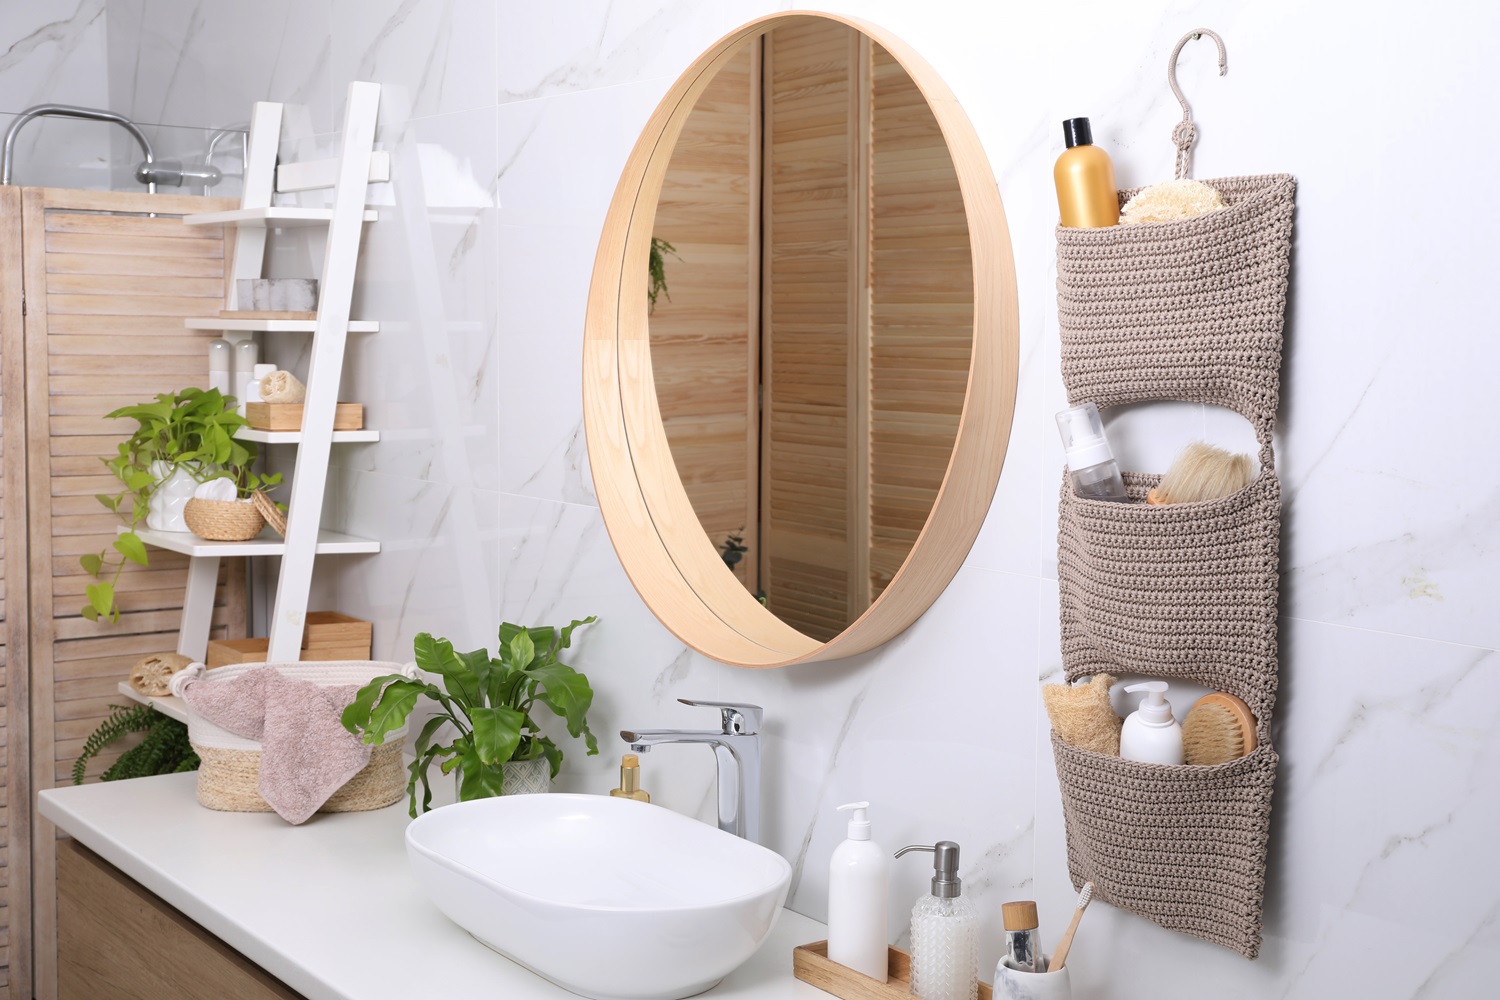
[1062,117,1093,148]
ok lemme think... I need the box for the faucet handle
[677,698,763,735]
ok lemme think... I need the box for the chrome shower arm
[1,104,157,192]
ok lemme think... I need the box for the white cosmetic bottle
[1119,681,1184,764]
[828,802,889,982]
[1055,402,1127,501]
[896,841,977,1000]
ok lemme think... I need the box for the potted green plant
[82,387,280,621]
[341,616,600,816]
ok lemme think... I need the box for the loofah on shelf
[1043,673,1121,755]
[258,369,307,404]
[130,651,195,697]
[1119,177,1225,224]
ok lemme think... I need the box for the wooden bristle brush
[1146,441,1253,505]
[1182,692,1258,765]
[1048,881,1094,972]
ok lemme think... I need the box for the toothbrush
[1047,882,1094,972]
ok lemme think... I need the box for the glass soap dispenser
[895,841,977,1000]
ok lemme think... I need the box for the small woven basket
[185,660,408,815]
[184,497,264,541]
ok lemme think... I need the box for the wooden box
[244,402,363,432]
[201,613,371,665]
[793,941,994,1000]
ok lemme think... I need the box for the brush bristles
[1154,442,1254,504]
[1182,701,1248,766]
[1076,882,1093,907]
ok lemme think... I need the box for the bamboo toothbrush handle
[1050,908,1084,972]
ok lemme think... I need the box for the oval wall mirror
[584,11,1018,668]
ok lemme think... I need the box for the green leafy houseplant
[342,617,600,816]
[648,236,678,311]
[82,387,281,622]
[72,704,199,785]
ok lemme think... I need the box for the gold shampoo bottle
[1054,117,1119,228]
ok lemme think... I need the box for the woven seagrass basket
[183,497,264,541]
[184,660,408,815]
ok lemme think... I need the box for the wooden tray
[245,402,363,431]
[300,611,373,649]
[793,941,993,1000]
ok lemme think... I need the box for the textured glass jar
[909,893,978,1000]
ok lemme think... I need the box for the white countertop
[39,775,831,1000]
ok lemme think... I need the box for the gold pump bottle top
[610,754,650,802]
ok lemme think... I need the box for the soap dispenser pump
[609,754,650,802]
[828,802,889,982]
[895,842,978,1000]
[1120,681,1184,764]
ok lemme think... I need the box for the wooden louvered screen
[0,186,32,1000]
[17,187,246,1000]
[762,20,867,641]
[867,47,972,601]
[650,41,761,589]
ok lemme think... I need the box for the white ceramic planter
[451,756,552,801]
[146,461,210,532]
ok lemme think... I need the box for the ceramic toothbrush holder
[992,963,1071,1000]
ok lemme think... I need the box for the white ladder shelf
[147,81,386,664]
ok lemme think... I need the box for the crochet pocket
[1055,174,1295,447]
[1050,731,1279,959]
[1056,469,1281,728]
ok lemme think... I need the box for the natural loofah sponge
[1120,178,1225,224]
[130,651,195,697]
[258,369,307,404]
[1043,673,1122,755]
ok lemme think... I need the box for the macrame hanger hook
[1166,28,1227,179]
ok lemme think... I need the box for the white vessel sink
[405,793,792,1000]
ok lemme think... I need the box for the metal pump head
[894,840,963,898]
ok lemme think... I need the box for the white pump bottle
[1120,681,1184,764]
[828,802,890,981]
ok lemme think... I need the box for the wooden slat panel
[867,45,971,600]
[763,20,859,641]
[24,188,243,1000]
[0,181,32,1000]
[651,43,759,589]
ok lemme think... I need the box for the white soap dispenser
[895,841,977,1000]
[1120,680,1184,764]
[828,802,890,982]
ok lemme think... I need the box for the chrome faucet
[621,699,763,844]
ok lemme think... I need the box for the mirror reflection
[649,19,972,642]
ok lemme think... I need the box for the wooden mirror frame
[584,10,1018,668]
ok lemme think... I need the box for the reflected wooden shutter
[651,42,761,588]
[867,46,972,601]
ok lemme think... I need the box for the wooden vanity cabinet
[56,841,304,1000]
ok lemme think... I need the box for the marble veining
[5,0,1485,996]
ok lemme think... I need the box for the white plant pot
[146,461,208,532]
[452,756,552,801]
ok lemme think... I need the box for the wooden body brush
[1182,692,1258,765]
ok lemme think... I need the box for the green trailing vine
[72,704,199,785]
[648,236,678,312]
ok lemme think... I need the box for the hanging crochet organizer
[1047,29,1296,959]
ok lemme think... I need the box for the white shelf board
[115,684,189,725]
[184,317,380,333]
[181,206,378,227]
[235,428,380,444]
[129,525,380,557]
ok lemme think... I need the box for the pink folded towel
[174,664,372,824]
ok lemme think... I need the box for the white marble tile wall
[94,0,1499,997]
